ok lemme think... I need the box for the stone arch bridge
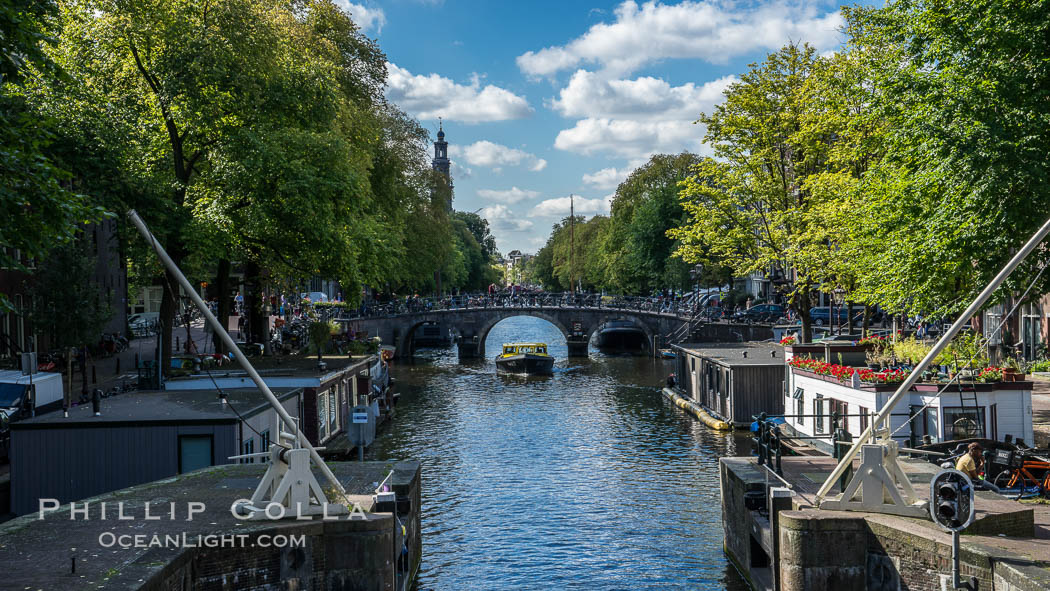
[340,306,772,360]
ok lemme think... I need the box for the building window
[318,391,330,441]
[814,395,824,433]
[792,388,804,425]
[242,438,255,464]
[329,388,338,436]
[859,406,869,433]
[943,407,983,440]
[829,399,848,433]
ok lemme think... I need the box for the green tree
[672,43,829,341]
[533,216,609,292]
[455,211,500,261]
[26,241,111,351]
[840,1,1050,316]
[44,0,306,369]
[0,0,100,310]
[602,153,700,294]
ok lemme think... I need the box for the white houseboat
[782,343,1034,454]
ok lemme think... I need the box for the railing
[752,411,913,483]
[316,292,735,323]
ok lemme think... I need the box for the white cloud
[552,70,736,121]
[555,117,704,159]
[582,167,628,190]
[551,73,736,158]
[517,0,843,77]
[336,2,386,33]
[482,205,534,232]
[477,187,542,204]
[386,64,533,123]
[451,160,472,180]
[452,141,547,172]
[532,195,612,217]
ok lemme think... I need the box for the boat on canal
[495,342,555,375]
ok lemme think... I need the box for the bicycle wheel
[993,470,1018,499]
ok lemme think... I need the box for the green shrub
[1030,359,1050,372]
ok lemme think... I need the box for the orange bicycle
[992,449,1050,500]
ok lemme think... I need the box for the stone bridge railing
[324,293,774,359]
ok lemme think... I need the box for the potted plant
[1003,357,1025,382]
[977,366,1003,383]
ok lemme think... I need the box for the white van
[0,370,64,418]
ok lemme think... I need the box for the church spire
[432,118,452,210]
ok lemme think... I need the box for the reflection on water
[368,316,751,590]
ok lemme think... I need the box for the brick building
[0,219,128,360]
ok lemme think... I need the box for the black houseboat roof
[672,342,783,367]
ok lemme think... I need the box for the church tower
[432,119,453,210]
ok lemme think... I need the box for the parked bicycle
[991,447,1050,500]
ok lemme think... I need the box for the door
[179,435,214,473]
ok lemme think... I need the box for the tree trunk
[244,260,269,354]
[796,289,813,343]
[862,304,872,339]
[159,274,177,377]
[212,258,231,355]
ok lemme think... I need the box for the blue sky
[339,0,847,255]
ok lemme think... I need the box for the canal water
[369,316,752,590]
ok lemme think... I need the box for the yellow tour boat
[495,342,555,375]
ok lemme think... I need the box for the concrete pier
[720,455,1050,590]
[0,461,422,591]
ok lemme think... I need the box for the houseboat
[495,343,555,375]
[781,342,1034,454]
[671,343,786,427]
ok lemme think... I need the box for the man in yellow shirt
[955,442,1000,493]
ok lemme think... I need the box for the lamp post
[690,264,704,317]
[832,287,846,336]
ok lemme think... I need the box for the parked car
[698,293,722,308]
[731,304,785,324]
[808,306,863,327]
[128,312,158,335]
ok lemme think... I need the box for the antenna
[570,194,575,294]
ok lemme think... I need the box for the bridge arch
[587,314,657,353]
[475,310,572,358]
[395,316,452,356]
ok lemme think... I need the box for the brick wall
[145,516,396,591]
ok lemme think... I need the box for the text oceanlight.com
[98,533,305,549]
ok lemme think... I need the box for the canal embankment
[0,461,421,591]
[720,454,1050,591]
